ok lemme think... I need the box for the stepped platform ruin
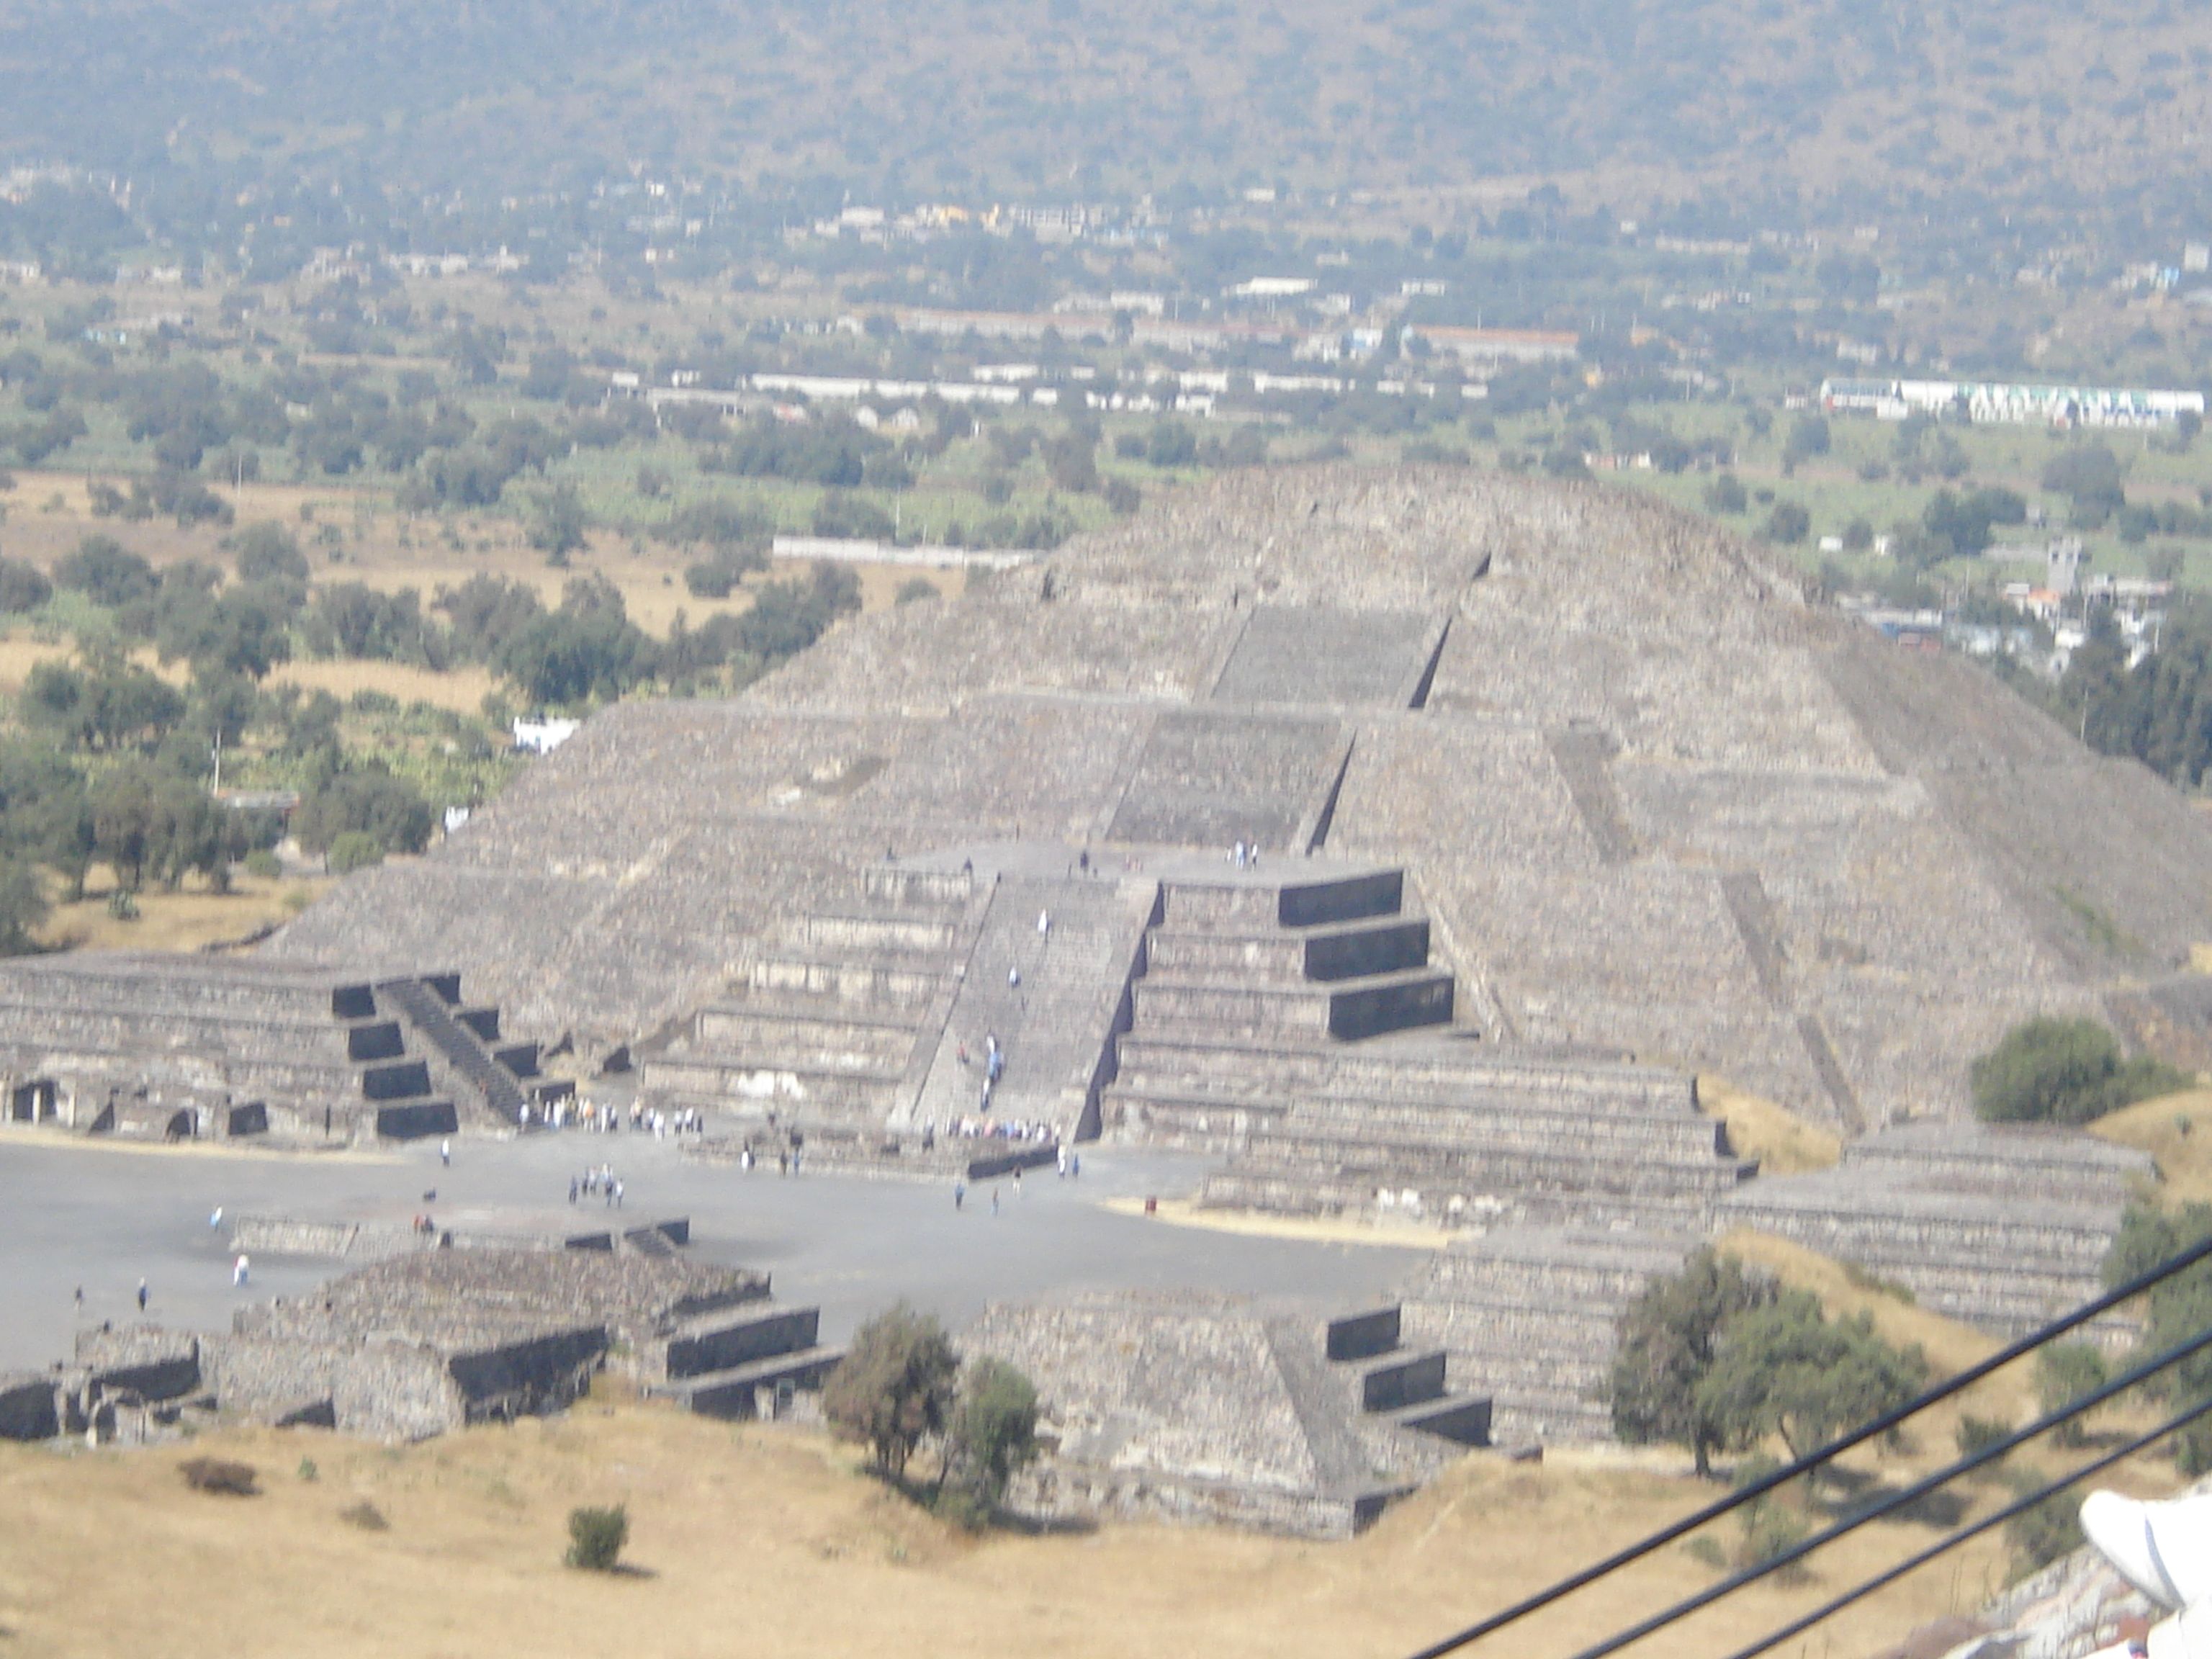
[968,1289,1490,1538]
[2,1246,835,1444]
[0,956,544,1143]
[6,465,2207,1467]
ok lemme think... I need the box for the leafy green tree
[326,830,385,874]
[526,482,590,562]
[0,739,93,898]
[941,1357,1040,1516]
[2042,443,2127,526]
[1611,1248,1778,1475]
[1146,420,1198,468]
[824,1303,958,1480]
[1760,502,1810,544]
[1780,415,1830,472]
[683,545,766,600]
[295,768,433,860]
[1696,1292,1928,1466]
[160,585,295,680]
[2034,1341,2108,1447]
[230,521,312,590]
[0,856,45,953]
[1702,473,1749,515]
[2104,1203,2212,1473]
[53,535,156,608]
[732,562,860,664]
[1970,1016,2188,1125]
[495,576,657,707]
[0,556,51,613]
[23,658,186,752]
[434,575,547,665]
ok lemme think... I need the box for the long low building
[1821,375,2206,426]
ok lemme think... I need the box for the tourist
[440,1138,451,1166]
[1036,909,1051,935]
[953,1179,966,1209]
[568,1177,579,1204]
[739,1145,753,1172]
[613,1179,624,1208]
[990,1187,999,1215]
[1056,1144,1068,1177]
[208,1206,222,1230]
[73,1286,83,1315]
[1007,964,1020,988]
[233,1254,250,1287]
[136,1278,148,1313]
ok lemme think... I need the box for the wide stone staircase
[902,873,1156,1141]
[1313,1305,1492,1449]
[648,857,1159,1173]
[375,974,538,1128]
[642,864,987,1137]
[1128,866,1455,1046]
[1098,866,1747,1228]
[1401,1227,1698,1447]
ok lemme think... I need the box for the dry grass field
[33,871,327,954]
[1699,1075,1844,1177]
[0,1380,2166,1659]
[2094,1089,2212,1208]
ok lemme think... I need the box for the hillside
[0,1401,2043,1659]
[1,0,2208,215]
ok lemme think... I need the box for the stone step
[801,910,966,954]
[1415,1254,1686,1305]
[1391,1393,1493,1447]
[1233,1133,1754,1196]
[863,865,976,907]
[1143,914,1433,985]
[692,1006,924,1069]
[638,1054,902,1116]
[660,1305,822,1382]
[652,1345,845,1419]
[1839,1134,2149,1205]
[1109,1086,1732,1161]
[1489,1395,1617,1447]
[1719,1191,2119,1269]
[1198,1166,1719,1234]
[1160,868,1406,930]
[1112,1035,1691,1112]
[1358,1349,1448,1412]
[1133,967,1453,1042]
[745,948,949,1009]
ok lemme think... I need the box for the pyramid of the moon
[270,465,2212,1140]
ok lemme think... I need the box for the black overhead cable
[1719,1390,2212,1659]
[1562,1313,2212,1659]
[1403,1227,2212,1659]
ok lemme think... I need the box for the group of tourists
[569,1165,625,1207]
[735,1142,804,1175]
[544,1097,705,1138]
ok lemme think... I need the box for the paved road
[0,1130,1429,1372]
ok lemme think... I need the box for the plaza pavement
[0,1128,1428,1372]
